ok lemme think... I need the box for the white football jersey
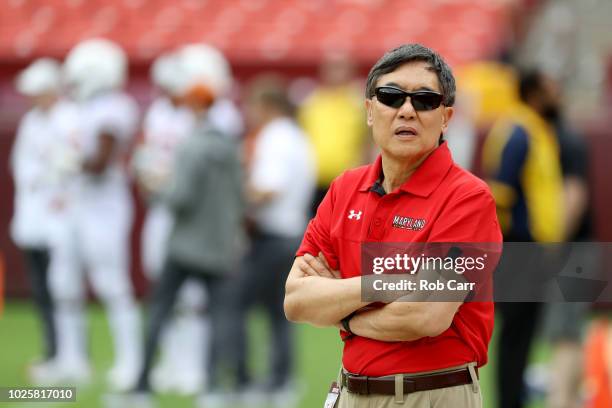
[133,97,195,187]
[143,97,195,167]
[77,91,139,190]
[10,100,81,247]
[207,98,244,140]
[143,97,194,148]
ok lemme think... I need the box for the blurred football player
[136,52,195,280]
[11,58,80,382]
[49,38,142,390]
[133,51,209,396]
[125,43,244,408]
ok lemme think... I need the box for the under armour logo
[348,210,362,220]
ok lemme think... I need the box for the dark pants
[136,258,231,392]
[23,247,56,360]
[229,233,300,390]
[496,302,543,408]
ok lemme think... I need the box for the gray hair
[365,44,456,107]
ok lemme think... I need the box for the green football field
[0,301,548,408]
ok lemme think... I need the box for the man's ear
[365,98,373,126]
[441,106,454,133]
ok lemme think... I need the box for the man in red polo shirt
[284,44,502,407]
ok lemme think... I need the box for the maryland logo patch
[392,215,426,231]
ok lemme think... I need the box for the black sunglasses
[374,86,444,111]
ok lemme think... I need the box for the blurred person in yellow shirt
[483,68,565,408]
[298,53,368,214]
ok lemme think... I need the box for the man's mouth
[394,127,418,137]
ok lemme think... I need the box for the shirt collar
[358,141,454,197]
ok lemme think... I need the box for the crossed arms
[283,253,463,342]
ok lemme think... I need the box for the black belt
[341,367,477,395]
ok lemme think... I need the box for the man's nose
[397,96,417,118]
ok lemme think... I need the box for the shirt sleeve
[10,118,28,182]
[295,178,337,266]
[10,115,43,190]
[487,125,528,232]
[428,188,502,301]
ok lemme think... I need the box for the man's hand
[139,166,171,195]
[298,252,341,279]
[284,254,367,327]
[347,301,461,342]
[245,184,277,206]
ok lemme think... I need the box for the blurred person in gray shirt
[129,44,244,407]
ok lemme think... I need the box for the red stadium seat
[0,0,513,65]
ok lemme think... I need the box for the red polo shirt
[296,142,502,376]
